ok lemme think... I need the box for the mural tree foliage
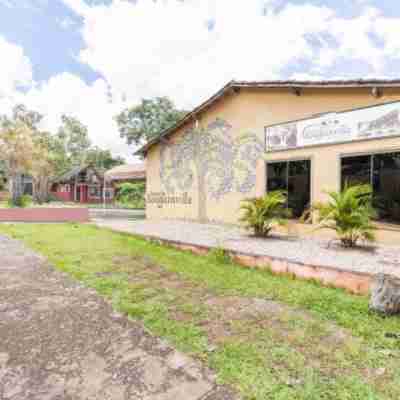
[160,118,263,221]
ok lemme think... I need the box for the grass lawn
[1,223,400,399]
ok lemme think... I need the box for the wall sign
[265,101,400,151]
[146,191,192,208]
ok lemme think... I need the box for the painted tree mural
[160,118,263,221]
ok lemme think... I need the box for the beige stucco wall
[145,87,400,235]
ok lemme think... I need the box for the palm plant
[239,191,291,237]
[311,184,376,248]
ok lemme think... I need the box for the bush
[239,191,291,237]
[311,184,376,248]
[7,194,33,208]
[116,182,145,209]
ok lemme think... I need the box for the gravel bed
[95,219,400,278]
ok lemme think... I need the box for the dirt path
[0,235,235,400]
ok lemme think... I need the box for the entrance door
[76,186,81,202]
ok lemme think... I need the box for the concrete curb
[127,232,372,296]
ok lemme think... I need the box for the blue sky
[0,0,398,158]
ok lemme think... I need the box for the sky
[0,0,399,160]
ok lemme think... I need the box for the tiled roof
[105,163,146,181]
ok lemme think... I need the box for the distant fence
[0,208,89,223]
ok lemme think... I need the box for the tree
[0,119,35,204]
[56,115,91,167]
[30,131,57,204]
[86,147,125,170]
[11,104,43,129]
[115,97,186,146]
[160,118,263,221]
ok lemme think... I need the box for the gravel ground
[0,234,236,400]
[94,219,400,278]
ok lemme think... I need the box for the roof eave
[136,79,400,156]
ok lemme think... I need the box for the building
[0,173,33,197]
[51,165,113,204]
[105,163,146,188]
[139,79,400,241]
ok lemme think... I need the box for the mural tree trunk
[197,168,207,222]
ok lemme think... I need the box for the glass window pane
[267,162,287,192]
[288,160,311,218]
[341,155,371,189]
[373,152,400,222]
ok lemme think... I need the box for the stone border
[0,208,89,223]
[138,234,372,296]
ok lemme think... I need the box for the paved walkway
[94,219,400,278]
[89,208,145,220]
[0,235,235,400]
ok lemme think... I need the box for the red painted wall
[0,208,89,222]
[51,191,72,202]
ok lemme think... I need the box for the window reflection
[341,155,371,189]
[266,160,311,218]
[341,152,400,223]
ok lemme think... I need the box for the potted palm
[239,191,291,237]
[310,184,376,248]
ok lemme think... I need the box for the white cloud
[22,73,132,161]
[3,0,400,163]
[60,0,399,112]
[57,16,78,30]
[0,35,132,161]
[0,36,33,97]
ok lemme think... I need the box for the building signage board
[265,101,400,151]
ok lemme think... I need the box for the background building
[51,165,112,204]
[105,163,146,187]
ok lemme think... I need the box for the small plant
[310,184,376,248]
[7,194,33,208]
[239,191,291,237]
[209,247,231,264]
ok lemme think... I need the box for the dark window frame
[266,158,311,218]
[340,151,400,223]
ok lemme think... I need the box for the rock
[369,273,400,315]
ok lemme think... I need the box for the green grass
[1,223,400,399]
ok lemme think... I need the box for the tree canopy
[0,105,126,204]
[115,97,186,146]
[51,115,125,175]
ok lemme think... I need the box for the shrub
[7,194,33,208]
[239,191,291,237]
[116,182,145,209]
[311,184,376,248]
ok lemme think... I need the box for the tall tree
[30,131,57,203]
[86,147,125,170]
[56,115,91,166]
[0,104,44,203]
[115,97,186,146]
[11,104,43,130]
[0,118,35,204]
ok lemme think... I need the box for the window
[266,159,311,218]
[59,184,70,193]
[89,186,101,197]
[105,188,114,199]
[341,155,371,188]
[341,152,400,222]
